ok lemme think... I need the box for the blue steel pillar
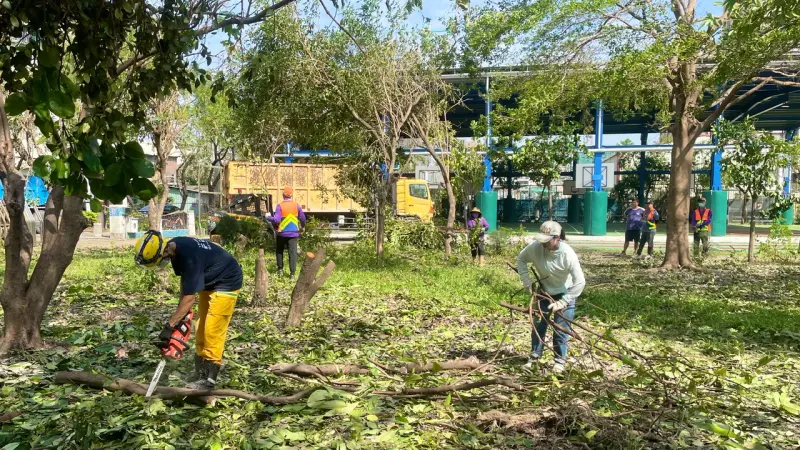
[703,127,727,236]
[783,129,796,224]
[584,100,607,236]
[638,132,647,204]
[476,76,498,230]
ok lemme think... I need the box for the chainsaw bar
[145,359,167,398]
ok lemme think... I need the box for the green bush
[211,213,270,249]
[81,210,97,225]
[757,220,799,262]
[385,217,443,250]
[213,214,241,243]
[301,217,333,254]
[486,224,528,258]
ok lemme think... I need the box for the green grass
[1,241,800,449]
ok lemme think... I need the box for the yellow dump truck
[222,162,434,222]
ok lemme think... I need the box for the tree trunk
[443,176,456,256]
[0,185,87,354]
[177,154,193,211]
[147,131,170,231]
[547,183,553,220]
[207,142,227,196]
[375,185,387,257]
[253,249,269,304]
[535,191,545,222]
[748,198,756,263]
[662,118,697,269]
[285,249,335,327]
[179,191,188,211]
[741,195,748,225]
[421,146,455,255]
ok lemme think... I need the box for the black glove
[155,323,174,349]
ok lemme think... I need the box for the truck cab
[394,178,434,222]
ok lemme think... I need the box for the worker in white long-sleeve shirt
[516,221,586,373]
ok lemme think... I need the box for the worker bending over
[135,231,243,389]
[516,221,585,373]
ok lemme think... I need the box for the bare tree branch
[696,77,771,139]
[753,76,800,87]
[318,0,364,54]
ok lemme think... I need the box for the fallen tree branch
[404,356,484,373]
[269,357,485,378]
[55,371,315,404]
[55,371,525,403]
[506,262,519,274]
[269,363,370,377]
[378,378,525,396]
[500,301,529,313]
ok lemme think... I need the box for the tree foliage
[0,0,298,353]
[614,152,670,204]
[462,0,800,268]
[449,143,486,213]
[715,117,800,261]
[510,123,583,189]
[238,2,454,256]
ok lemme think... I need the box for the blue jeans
[530,296,575,365]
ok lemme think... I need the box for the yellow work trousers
[195,290,239,364]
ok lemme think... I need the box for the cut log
[285,248,334,327]
[54,371,315,404]
[54,371,524,403]
[253,248,269,304]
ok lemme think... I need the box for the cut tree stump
[253,248,269,304]
[285,248,335,327]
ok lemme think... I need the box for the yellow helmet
[134,230,166,267]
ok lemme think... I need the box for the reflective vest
[694,208,710,232]
[277,201,301,233]
[646,210,657,231]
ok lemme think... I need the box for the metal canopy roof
[445,68,800,137]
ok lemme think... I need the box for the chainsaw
[145,311,193,398]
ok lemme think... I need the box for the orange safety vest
[646,210,657,231]
[277,201,301,233]
[694,208,710,232]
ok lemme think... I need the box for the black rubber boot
[186,359,220,390]
[206,361,221,386]
[186,355,206,383]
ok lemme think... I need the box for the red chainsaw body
[162,311,193,359]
